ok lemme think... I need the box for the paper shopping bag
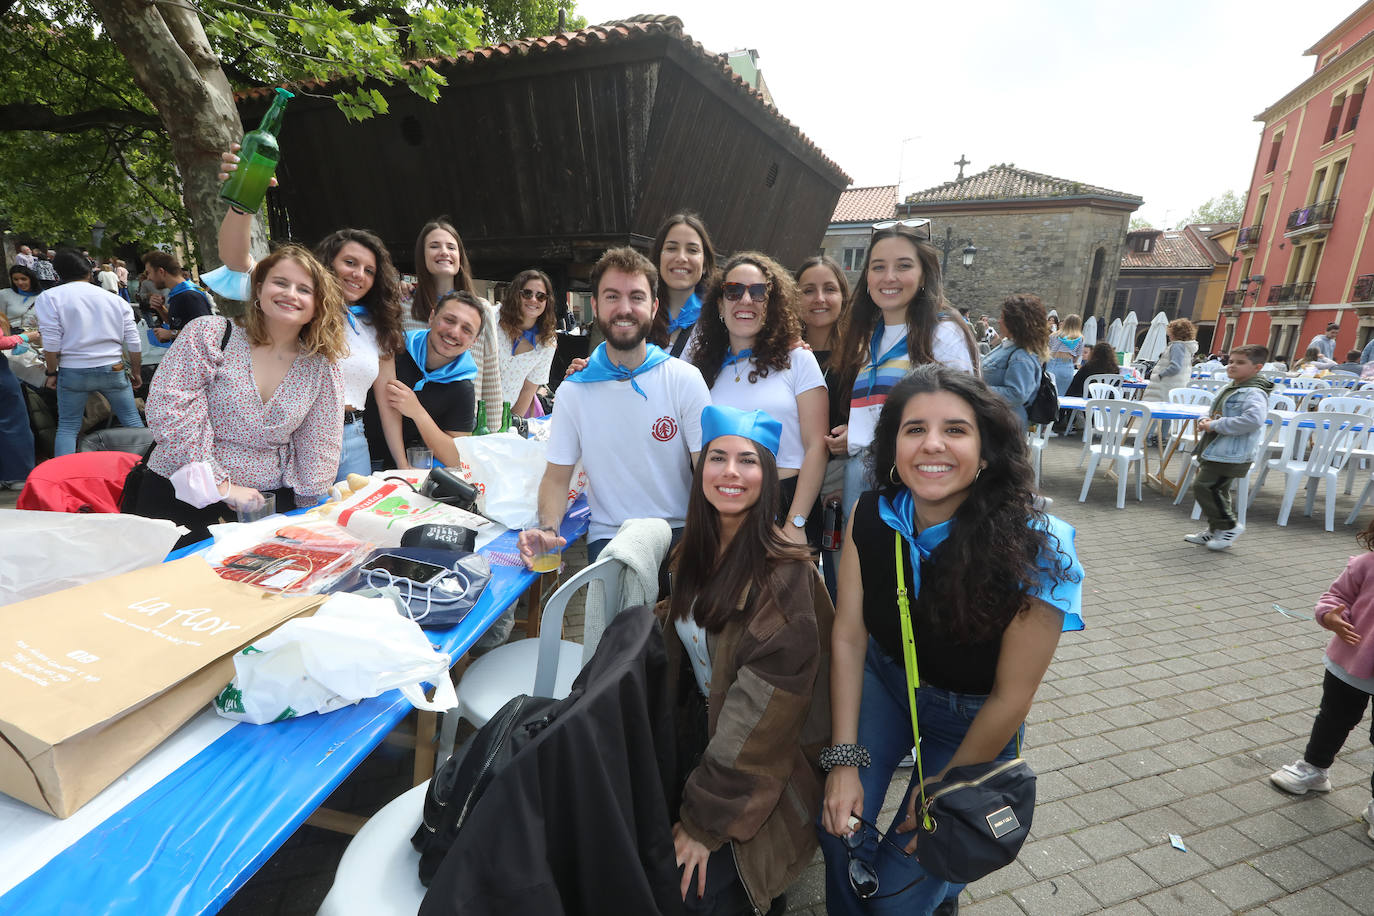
[0,558,322,817]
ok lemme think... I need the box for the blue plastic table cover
[0,498,589,916]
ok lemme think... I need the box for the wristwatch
[45,370,58,377]
[790,514,807,529]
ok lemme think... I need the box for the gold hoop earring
[889,465,901,485]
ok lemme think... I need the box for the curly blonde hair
[241,245,348,361]
[690,251,801,385]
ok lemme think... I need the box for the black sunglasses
[871,218,932,241]
[520,288,548,303]
[722,281,768,303]
[842,815,922,901]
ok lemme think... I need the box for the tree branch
[0,103,162,133]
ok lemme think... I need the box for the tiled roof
[1119,229,1213,270]
[831,185,897,223]
[903,164,1141,205]
[1186,223,1238,265]
[237,15,848,181]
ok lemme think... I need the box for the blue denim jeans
[335,418,372,483]
[55,365,144,457]
[818,638,1022,915]
[842,446,872,522]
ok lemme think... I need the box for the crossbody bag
[894,532,1037,884]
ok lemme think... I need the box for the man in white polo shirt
[35,248,144,456]
[519,247,711,564]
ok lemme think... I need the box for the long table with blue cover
[0,497,589,915]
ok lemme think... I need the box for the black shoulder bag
[895,533,1037,884]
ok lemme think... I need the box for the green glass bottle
[473,402,489,436]
[220,87,293,214]
[498,401,512,433]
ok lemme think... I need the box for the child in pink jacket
[1268,520,1374,840]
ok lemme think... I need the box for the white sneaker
[1183,529,1214,545]
[1206,524,1245,551]
[1364,799,1373,841]
[1269,759,1332,795]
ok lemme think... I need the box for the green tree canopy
[1183,190,1246,226]
[0,0,583,261]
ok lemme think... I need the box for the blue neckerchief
[879,487,1085,633]
[404,329,476,392]
[722,347,752,367]
[512,327,539,355]
[667,292,702,334]
[345,304,367,332]
[865,323,909,395]
[878,488,954,596]
[169,279,203,302]
[565,342,670,399]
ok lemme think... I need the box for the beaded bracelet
[819,743,871,772]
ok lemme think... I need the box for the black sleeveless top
[852,490,1003,695]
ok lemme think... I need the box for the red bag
[17,451,140,513]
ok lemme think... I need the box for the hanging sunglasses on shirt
[722,282,768,303]
[519,288,548,303]
[841,814,921,900]
[871,218,932,241]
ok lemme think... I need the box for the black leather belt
[343,408,363,425]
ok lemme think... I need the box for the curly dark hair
[867,364,1073,642]
[690,252,801,386]
[313,228,405,357]
[835,225,979,382]
[1081,341,1120,376]
[999,293,1050,359]
[670,440,812,630]
[498,268,557,347]
[648,212,717,348]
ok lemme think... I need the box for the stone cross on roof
[954,154,970,180]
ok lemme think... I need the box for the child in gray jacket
[1184,344,1274,551]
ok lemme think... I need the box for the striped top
[1049,334,1083,362]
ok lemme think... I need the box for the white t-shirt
[339,317,382,409]
[495,325,557,406]
[547,357,712,542]
[932,320,976,372]
[707,346,825,470]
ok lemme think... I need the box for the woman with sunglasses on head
[495,268,557,418]
[129,246,347,548]
[818,365,1082,915]
[834,220,979,516]
[690,253,828,546]
[406,218,503,423]
[662,404,832,916]
[650,213,718,357]
[213,150,406,481]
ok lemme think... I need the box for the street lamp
[939,226,976,273]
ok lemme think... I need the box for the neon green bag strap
[894,531,934,830]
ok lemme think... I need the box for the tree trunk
[87,0,269,296]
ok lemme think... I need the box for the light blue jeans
[55,365,144,457]
[843,447,873,522]
[818,638,1023,915]
[335,418,372,482]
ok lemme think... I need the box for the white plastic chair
[1317,398,1374,492]
[451,555,625,732]
[1251,411,1365,530]
[1175,412,1282,529]
[1077,383,1122,466]
[1187,378,1227,393]
[1027,422,1050,487]
[1079,399,1151,509]
[1286,377,1332,391]
[1165,387,1214,456]
[1085,373,1124,390]
[1267,392,1297,411]
[1358,380,1374,391]
[318,782,430,916]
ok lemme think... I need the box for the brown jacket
[660,559,834,912]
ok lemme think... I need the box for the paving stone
[1263,884,1364,915]
[1061,758,1130,792]
[1195,861,1283,909]
[1181,823,1263,867]
[1064,786,1136,824]
[1171,791,1246,829]
[1126,841,1213,886]
[960,896,1027,916]
[1075,856,1160,906]
[1018,834,1094,880]
[1009,874,1100,916]
[1231,810,1309,849]
[1137,879,1233,916]
[967,859,1036,899]
[1068,820,1149,862]
[1321,866,1374,911]
[1026,799,1085,838]
[1251,844,1335,891]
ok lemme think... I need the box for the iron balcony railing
[1222,290,1241,307]
[1237,225,1262,246]
[1286,199,1338,233]
[1269,282,1316,305]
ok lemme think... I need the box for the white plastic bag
[0,510,184,606]
[212,592,457,724]
[455,432,587,530]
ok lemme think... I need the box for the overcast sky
[576,0,1359,227]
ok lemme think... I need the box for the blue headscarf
[701,405,781,457]
[564,342,670,400]
[667,291,702,335]
[878,487,1084,632]
[404,329,477,392]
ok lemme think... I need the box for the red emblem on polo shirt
[652,416,678,442]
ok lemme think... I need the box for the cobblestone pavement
[201,432,1374,913]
